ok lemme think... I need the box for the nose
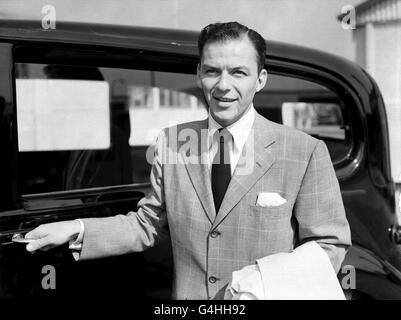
[215,72,231,92]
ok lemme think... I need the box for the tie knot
[217,128,231,145]
[213,127,231,166]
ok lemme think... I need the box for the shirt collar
[208,105,255,152]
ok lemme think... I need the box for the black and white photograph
[0,0,400,310]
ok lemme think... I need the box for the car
[0,20,400,301]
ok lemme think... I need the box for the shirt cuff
[68,219,85,261]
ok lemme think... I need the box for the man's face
[197,36,267,127]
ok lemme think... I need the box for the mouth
[213,96,237,103]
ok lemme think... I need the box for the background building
[338,0,401,214]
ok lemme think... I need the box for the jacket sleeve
[294,139,352,274]
[78,130,168,260]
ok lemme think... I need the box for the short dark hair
[198,22,266,72]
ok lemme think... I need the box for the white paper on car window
[16,79,110,151]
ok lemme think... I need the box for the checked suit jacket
[79,111,352,300]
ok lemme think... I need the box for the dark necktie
[212,128,231,214]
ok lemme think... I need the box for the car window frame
[265,58,366,181]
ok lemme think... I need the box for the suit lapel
[180,120,216,223]
[212,114,277,228]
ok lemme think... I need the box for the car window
[254,73,350,163]
[15,63,207,195]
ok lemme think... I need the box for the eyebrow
[201,64,217,69]
[201,64,250,71]
[232,66,250,71]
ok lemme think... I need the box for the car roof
[0,20,371,89]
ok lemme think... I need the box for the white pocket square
[256,192,287,207]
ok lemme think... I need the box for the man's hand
[25,220,81,252]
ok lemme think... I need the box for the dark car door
[0,42,208,302]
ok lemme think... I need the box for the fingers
[26,236,51,252]
[25,226,45,240]
[24,226,47,252]
[23,221,78,253]
[24,230,36,240]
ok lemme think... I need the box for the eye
[205,69,218,75]
[233,70,247,76]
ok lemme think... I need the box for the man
[25,22,351,300]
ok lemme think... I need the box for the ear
[196,63,202,89]
[255,68,268,93]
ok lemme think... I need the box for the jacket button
[209,276,217,284]
[210,230,220,238]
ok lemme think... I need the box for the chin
[212,112,238,126]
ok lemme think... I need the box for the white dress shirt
[68,218,84,260]
[207,105,255,176]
